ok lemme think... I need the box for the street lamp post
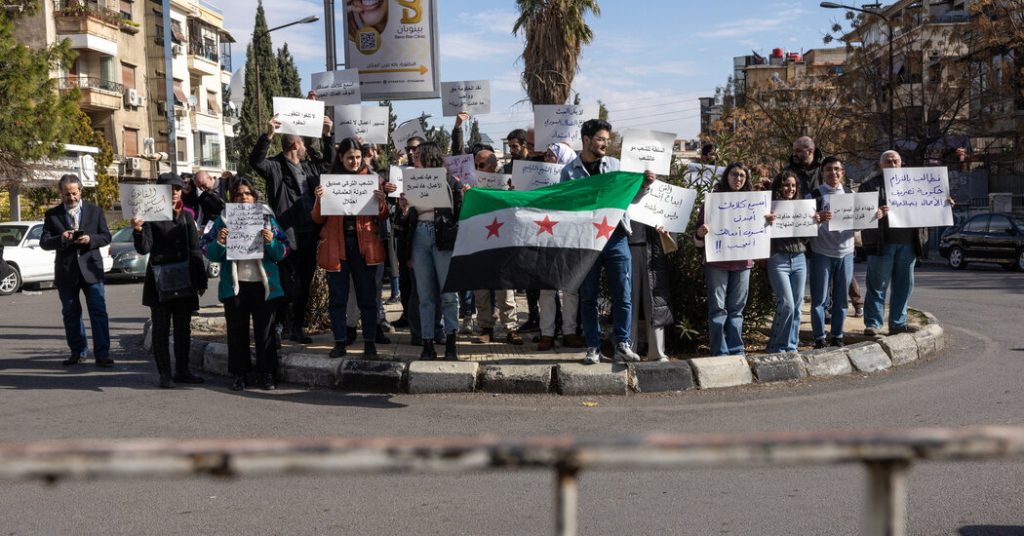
[821,1,895,149]
[252,15,320,126]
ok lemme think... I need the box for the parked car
[106,226,221,281]
[938,212,1024,271]
[0,220,113,295]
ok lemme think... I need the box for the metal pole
[555,464,579,536]
[887,23,895,149]
[324,0,336,72]
[864,461,909,536]
[255,50,263,128]
[161,0,177,174]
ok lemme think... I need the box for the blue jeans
[326,237,378,343]
[411,223,459,339]
[809,253,853,341]
[580,228,632,349]
[58,279,110,358]
[705,266,750,356]
[865,243,916,331]
[766,252,806,353]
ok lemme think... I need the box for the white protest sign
[828,192,879,232]
[704,191,772,262]
[627,180,697,233]
[319,174,380,216]
[403,168,450,209]
[883,166,954,228]
[441,80,491,116]
[224,203,265,260]
[683,163,726,187]
[770,199,819,238]
[511,160,563,191]
[272,97,325,138]
[119,184,173,222]
[620,129,676,176]
[392,119,426,150]
[476,171,510,190]
[444,154,477,187]
[310,69,361,106]
[534,104,595,151]
[387,166,403,198]
[334,105,389,144]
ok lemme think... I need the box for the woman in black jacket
[132,173,209,388]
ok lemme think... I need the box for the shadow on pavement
[959,526,1024,536]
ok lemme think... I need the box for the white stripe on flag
[453,207,626,257]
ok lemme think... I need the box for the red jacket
[312,166,388,269]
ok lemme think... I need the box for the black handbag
[151,260,192,302]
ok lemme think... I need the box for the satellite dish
[187,95,198,108]
[143,137,155,156]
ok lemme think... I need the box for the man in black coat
[40,174,113,366]
[783,136,823,195]
[249,110,334,343]
[192,170,225,228]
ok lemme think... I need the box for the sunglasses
[405,146,419,153]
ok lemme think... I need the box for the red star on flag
[534,215,559,236]
[594,216,615,239]
[485,217,504,239]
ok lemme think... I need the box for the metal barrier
[3,426,1024,536]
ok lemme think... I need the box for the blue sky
[220,0,844,143]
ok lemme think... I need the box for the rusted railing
[3,426,1024,536]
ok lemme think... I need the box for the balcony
[53,1,120,49]
[56,76,124,111]
[187,43,220,77]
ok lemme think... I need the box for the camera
[72,230,85,239]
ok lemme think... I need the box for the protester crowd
[40,98,948,389]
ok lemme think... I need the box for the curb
[140,309,947,396]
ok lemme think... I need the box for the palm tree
[513,0,600,105]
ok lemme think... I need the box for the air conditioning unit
[124,88,140,107]
[131,91,144,107]
[172,44,182,56]
[125,157,141,172]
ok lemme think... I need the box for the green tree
[513,0,600,105]
[276,43,302,98]
[467,119,482,149]
[71,110,117,210]
[234,1,282,180]
[379,99,398,167]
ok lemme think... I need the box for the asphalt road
[1,264,1023,535]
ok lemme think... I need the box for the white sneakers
[583,343,642,364]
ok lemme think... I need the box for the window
[964,215,989,232]
[119,0,132,20]
[206,90,220,115]
[27,225,43,242]
[170,20,185,43]
[194,131,221,168]
[988,215,1013,234]
[121,62,135,90]
[124,128,139,157]
[176,137,188,163]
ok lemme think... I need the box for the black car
[938,212,1024,271]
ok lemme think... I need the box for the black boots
[364,341,378,357]
[444,334,458,361]
[419,340,437,360]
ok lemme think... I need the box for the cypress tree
[234,0,282,180]
[277,44,302,98]
[468,119,482,150]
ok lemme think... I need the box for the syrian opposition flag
[443,171,644,292]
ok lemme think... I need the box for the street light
[820,1,895,149]
[253,15,320,126]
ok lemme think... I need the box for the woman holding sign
[694,163,756,356]
[313,137,394,359]
[132,173,209,388]
[765,170,810,353]
[203,178,288,391]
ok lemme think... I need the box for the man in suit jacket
[249,107,333,343]
[40,174,113,366]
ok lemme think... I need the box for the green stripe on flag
[459,171,645,221]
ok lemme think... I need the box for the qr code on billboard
[358,30,379,53]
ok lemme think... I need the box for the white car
[0,220,113,296]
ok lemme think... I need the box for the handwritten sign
[334,105,389,144]
[392,119,426,151]
[827,192,879,232]
[627,180,697,233]
[319,174,380,216]
[119,184,172,222]
[387,166,403,198]
[444,154,477,187]
[310,69,361,106]
[770,199,819,238]
[272,97,325,138]
[511,160,563,191]
[620,129,676,176]
[476,171,510,190]
[883,166,954,228]
[403,168,450,209]
[224,203,265,260]
[441,80,491,116]
[534,104,595,151]
[704,191,772,262]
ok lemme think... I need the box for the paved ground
[2,262,1023,535]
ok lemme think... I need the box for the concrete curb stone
[479,364,553,394]
[802,347,854,377]
[879,333,919,366]
[689,355,754,389]
[913,324,945,357]
[279,353,342,387]
[556,363,628,395]
[628,361,696,392]
[844,341,892,372]
[747,353,807,383]
[202,342,229,376]
[408,361,479,394]
[337,359,407,392]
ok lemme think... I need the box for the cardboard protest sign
[534,104,595,151]
[387,166,403,198]
[272,97,325,138]
[319,174,381,216]
[224,203,266,260]
[511,160,563,191]
[476,171,510,190]
[119,184,173,222]
[334,105,389,144]
[392,119,426,150]
[310,69,361,106]
[828,192,879,232]
[403,168,450,209]
[444,154,477,187]
[441,80,491,116]
[770,199,819,238]
[627,180,697,233]
[620,129,676,176]
[704,191,772,262]
[883,166,954,228]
